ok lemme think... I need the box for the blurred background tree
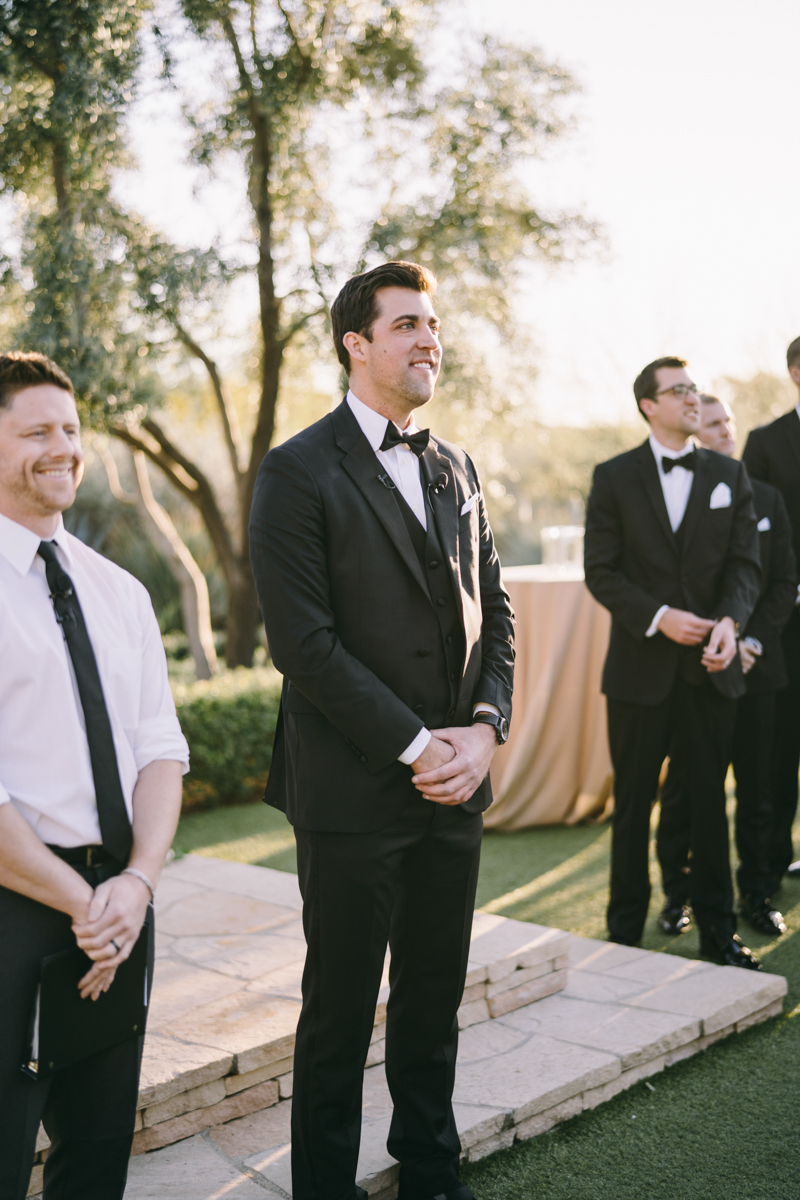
[0,0,600,672]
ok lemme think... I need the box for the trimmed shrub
[173,667,282,811]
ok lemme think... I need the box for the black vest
[390,481,466,728]
[672,505,706,687]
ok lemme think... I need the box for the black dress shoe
[699,931,762,970]
[401,1188,475,1200]
[658,900,692,935]
[740,895,786,936]
[786,860,800,878]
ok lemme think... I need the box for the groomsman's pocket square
[709,482,732,509]
[757,516,771,532]
[460,492,480,516]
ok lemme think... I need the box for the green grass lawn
[172,801,800,1200]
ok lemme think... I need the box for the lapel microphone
[377,473,397,490]
[430,473,448,496]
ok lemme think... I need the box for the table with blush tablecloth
[485,564,614,830]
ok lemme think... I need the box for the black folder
[22,919,151,1080]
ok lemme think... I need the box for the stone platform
[28,858,787,1198]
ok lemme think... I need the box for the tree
[0,0,219,678]
[112,0,594,666]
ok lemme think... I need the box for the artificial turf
[172,799,800,1200]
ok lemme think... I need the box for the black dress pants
[657,689,777,904]
[0,865,147,1200]
[291,793,483,1200]
[607,678,737,945]
[769,610,800,879]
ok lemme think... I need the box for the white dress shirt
[0,512,189,846]
[645,434,698,637]
[346,391,498,765]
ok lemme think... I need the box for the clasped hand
[410,723,498,805]
[72,873,151,1001]
[657,608,737,672]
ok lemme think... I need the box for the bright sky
[126,0,800,426]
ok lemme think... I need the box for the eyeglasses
[655,383,699,398]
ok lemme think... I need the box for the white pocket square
[460,492,480,516]
[757,516,771,532]
[709,482,732,509]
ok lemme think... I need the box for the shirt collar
[795,403,800,423]
[649,432,696,463]
[346,390,419,452]
[0,511,71,576]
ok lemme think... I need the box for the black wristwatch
[472,711,509,745]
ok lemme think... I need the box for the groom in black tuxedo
[249,261,514,1200]
[585,356,761,967]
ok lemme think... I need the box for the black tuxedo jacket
[743,410,800,564]
[584,439,761,705]
[741,478,797,693]
[249,399,515,832]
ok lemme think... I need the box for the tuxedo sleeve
[468,456,515,720]
[746,490,797,646]
[714,464,761,629]
[583,462,665,639]
[742,428,768,483]
[249,445,423,771]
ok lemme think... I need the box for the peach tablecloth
[485,565,614,830]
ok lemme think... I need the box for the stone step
[117,932,785,1199]
[27,857,569,1191]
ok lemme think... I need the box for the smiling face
[639,365,701,446]
[342,286,442,425]
[0,384,84,536]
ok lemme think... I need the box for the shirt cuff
[646,605,669,638]
[473,703,501,718]
[399,727,431,765]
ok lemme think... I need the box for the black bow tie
[661,450,698,474]
[380,423,430,457]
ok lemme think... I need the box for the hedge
[173,667,282,811]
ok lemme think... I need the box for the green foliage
[0,0,158,419]
[173,667,282,810]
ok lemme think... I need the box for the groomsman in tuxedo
[743,335,800,888]
[249,262,514,1200]
[656,396,796,939]
[585,357,762,967]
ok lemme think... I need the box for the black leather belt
[46,844,118,868]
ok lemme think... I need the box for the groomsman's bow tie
[380,423,430,457]
[661,450,698,474]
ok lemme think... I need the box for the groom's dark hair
[633,356,687,421]
[331,261,437,373]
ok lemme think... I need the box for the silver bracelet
[122,866,156,901]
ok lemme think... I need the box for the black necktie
[380,423,430,457]
[38,541,133,864]
[661,450,697,474]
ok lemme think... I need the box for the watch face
[499,718,509,743]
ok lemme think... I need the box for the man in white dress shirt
[584,356,762,965]
[249,262,515,1200]
[0,352,189,1200]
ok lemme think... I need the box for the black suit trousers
[770,610,800,878]
[0,866,146,1200]
[607,678,737,944]
[657,689,777,903]
[291,794,483,1200]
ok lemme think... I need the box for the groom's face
[358,286,442,410]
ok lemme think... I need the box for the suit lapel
[679,448,714,553]
[332,400,431,599]
[635,441,677,550]
[420,439,464,623]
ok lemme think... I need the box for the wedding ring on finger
[110,938,121,954]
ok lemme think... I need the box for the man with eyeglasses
[585,356,762,966]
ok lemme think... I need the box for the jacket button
[437,597,446,607]
[360,754,367,763]
[450,671,456,681]
[413,704,425,715]
[429,559,439,568]
[446,634,453,644]
[417,648,430,657]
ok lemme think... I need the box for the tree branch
[172,319,245,484]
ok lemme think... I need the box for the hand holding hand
[412,723,497,806]
[739,640,761,675]
[72,872,151,998]
[657,608,716,646]
[701,616,737,673]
